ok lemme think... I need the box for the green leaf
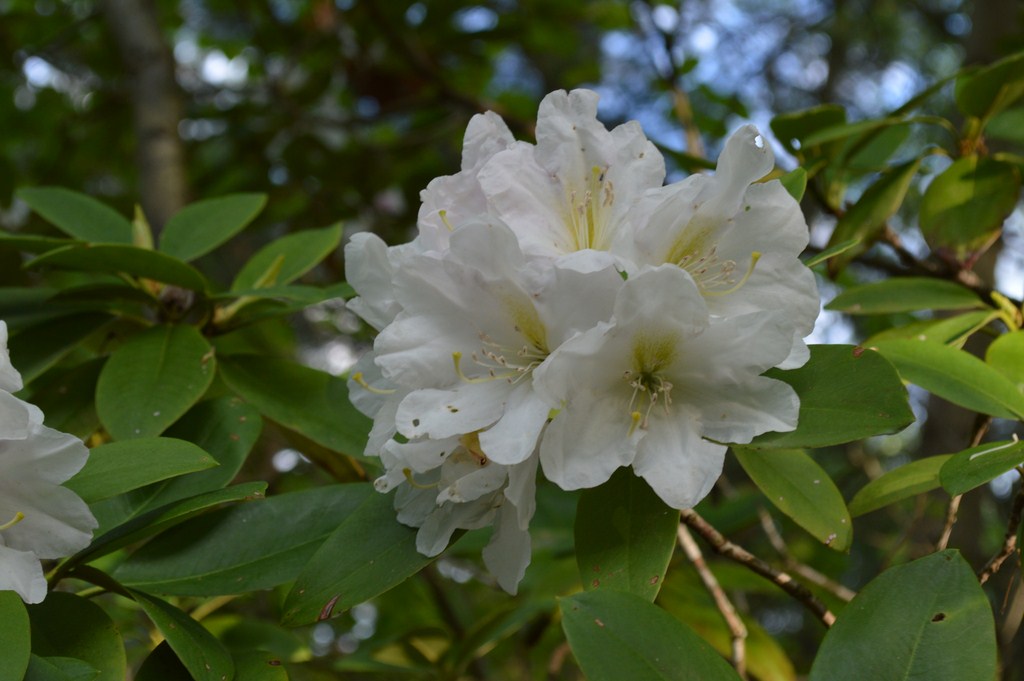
[848,456,951,517]
[825,277,985,315]
[733,448,851,551]
[919,157,1020,261]
[68,483,267,568]
[232,223,342,291]
[96,325,216,440]
[28,358,105,438]
[986,330,1024,392]
[66,438,218,504]
[0,592,31,681]
[160,193,267,262]
[17,187,133,244]
[281,485,434,626]
[779,168,807,201]
[24,655,99,681]
[826,158,921,276]
[114,485,372,595]
[218,355,370,459]
[771,105,846,158]
[130,591,234,681]
[574,468,678,601]
[27,592,127,681]
[26,245,210,291]
[808,550,996,681]
[864,310,996,346]
[232,652,289,680]
[955,51,1024,119]
[940,440,1024,497]
[134,642,191,681]
[210,282,355,304]
[133,397,263,512]
[804,238,860,268]
[871,338,1024,420]
[560,590,742,681]
[8,313,113,385]
[748,345,914,448]
[0,231,77,254]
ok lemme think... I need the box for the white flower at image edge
[0,321,97,604]
[533,266,800,509]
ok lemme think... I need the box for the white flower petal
[0,322,23,393]
[634,416,727,509]
[694,375,800,444]
[479,382,550,465]
[540,394,638,491]
[482,501,532,594]
[0,543,47,603]
[505,452,539,530]
[396,382,509,440]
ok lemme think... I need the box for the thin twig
[677,525,748,678]
[758,509,856,602]
[937,417,992,552]
[979,472,1024,585]
[680,510,836,627]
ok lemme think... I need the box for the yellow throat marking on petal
[631,331,677,375]
[624,332,678,431]
[0,511,25,532]
[566,165,614,251]
[504,296,549,355]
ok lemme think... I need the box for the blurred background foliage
[3,0,1024,679]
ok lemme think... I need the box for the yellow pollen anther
[439,209,455,232]
[403,469,439,489]
[352,372,396,395]
[628,411,643,436]
[0,511,25,532]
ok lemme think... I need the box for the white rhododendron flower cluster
[0,321,97,603]
[346,89,818,592]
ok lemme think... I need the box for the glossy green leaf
[17,187,132,244]
[955,51,1024,119]
[29,358,104,439]
[8,313,113,385]
[864,310,995,346]
[871,338,1024,420]
[281,486,434,626]
[131,591,234,681]
[748,345,914,448]
[132,397,262,511]
[734,448,851,551]
[27,592,127,681]
[114,485,370,595]
[804,238,860,268]
[826,277,985,315]
[779,167,807,201]
[218,354,370,459]
[232,652,289,680]
[940,440,1024,496]
[560,590,742,681]
[96,324,216,440]
[0,592,31,681]
[24,655,98,681]
[160,193,267,262]
[25,245,210,291]
[574,468,678,601]
[808,550,996,681]
[232,223,342,291]
[68,483,267,568]
[66,438,217,504]
[920,157,1020,261]
[771,105,846,157]
[848,456,951,517]
[0,232,77,254]
[210,282,354,304]
[134,642,190,681]
[826,158,920,275]
[986,330,1024,392]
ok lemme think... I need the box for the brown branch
[979,472,1024,585]
[937,417,992,551]
[99,0,187,232]
[677,525,748,677]
[680,510,836,627]
[758,509,856,602]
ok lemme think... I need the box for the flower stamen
[352,372,397,395]
[702,251,762,297]
[0,511,25,532]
